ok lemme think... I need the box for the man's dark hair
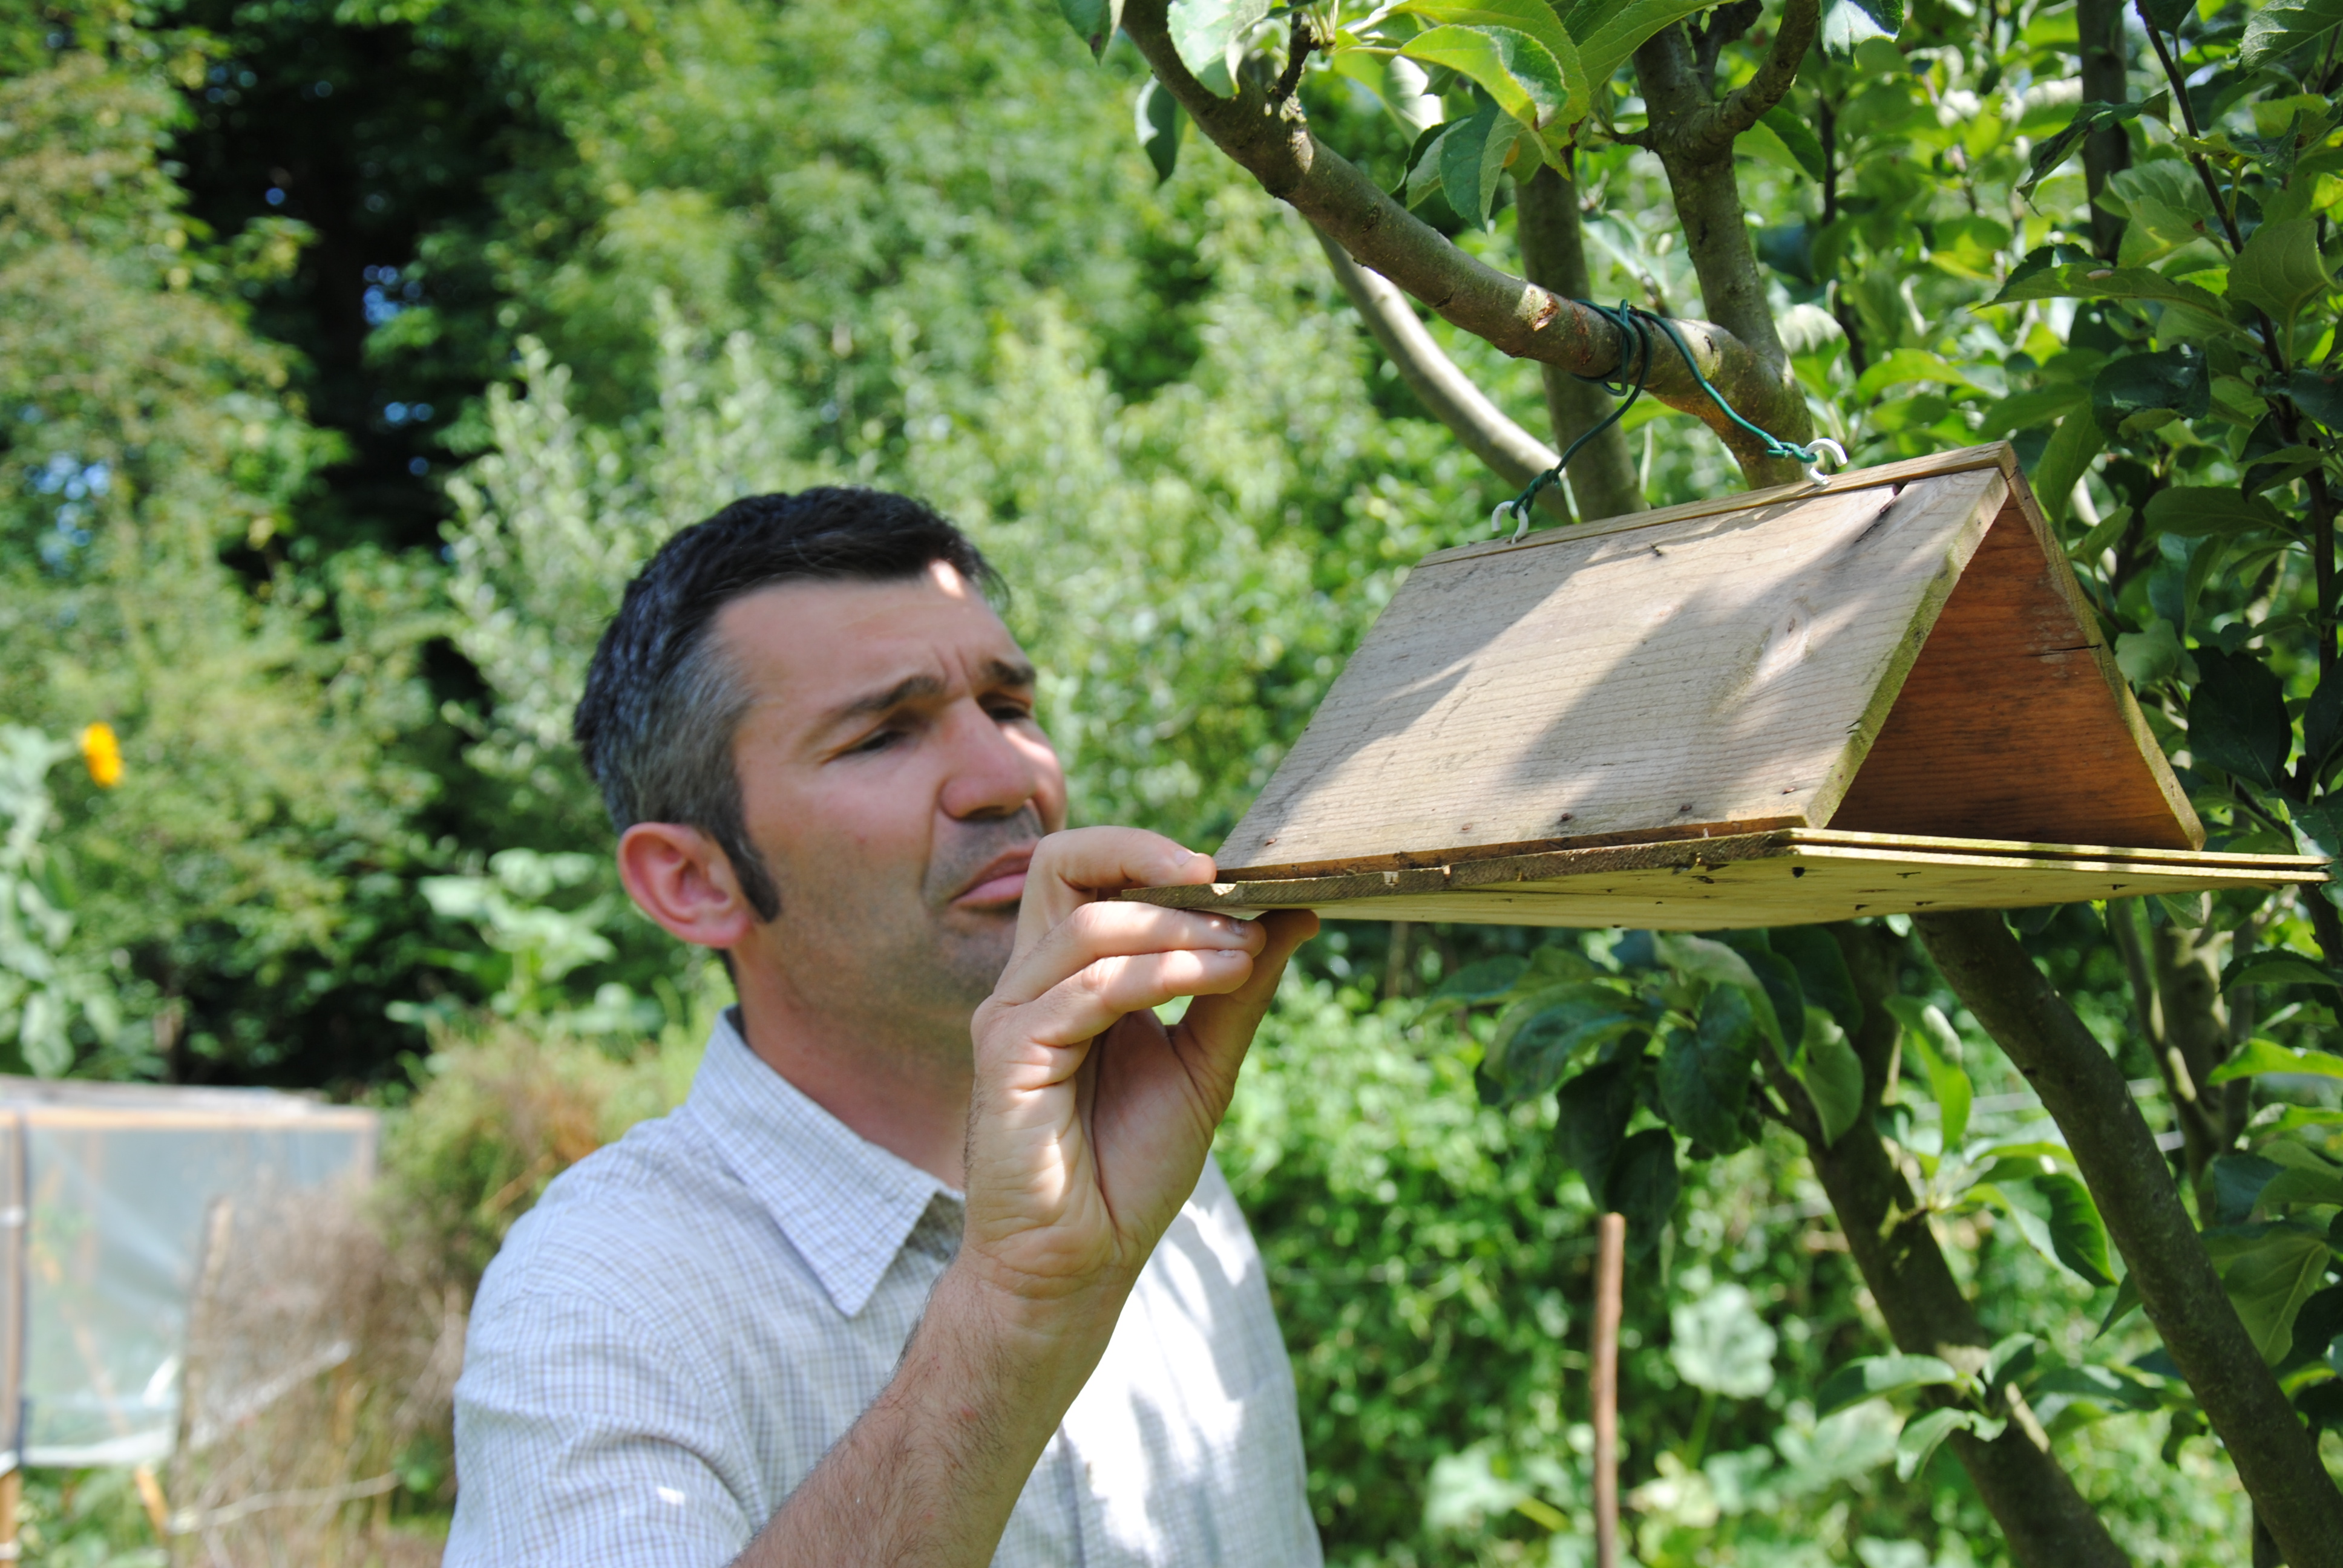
[575,487,1000,921]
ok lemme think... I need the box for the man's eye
[847,728,900,755]
[988,703,1033,724]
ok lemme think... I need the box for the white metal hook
[1798,437,1849,487]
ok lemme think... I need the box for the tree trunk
[1806,924,2133,1568]
[2077,0,2132,261]
[1514,165,1647,523]
[1918,910,2343,1568]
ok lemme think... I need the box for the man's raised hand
[963,828,1315,1333]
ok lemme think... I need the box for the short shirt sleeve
[444,1276,759,1568]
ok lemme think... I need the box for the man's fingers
[995,900,1263,1007]
[1001,947,1261,1054]
[1173,909,1319,1061]
[1015,826,1215,947]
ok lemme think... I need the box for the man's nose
[938,701,1045,822]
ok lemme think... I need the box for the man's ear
[617,822,758,951]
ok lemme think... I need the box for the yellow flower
[79,722,122,788]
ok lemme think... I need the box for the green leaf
[1135,77,1185,183]
[1604,1127,1680,1254]
[1168,0,1270,92]
[1057,0,1126,59]
[2221,955,2343,992]
[1556,1054,1642,1195]
[2019,100,2159,200]
[2032,1172,2119,1287]
[1427,954,1530,1006]
[1432,101,1529,228]
[2031,1362,2161,1411]
[2287,368,2343,431]
[1654,933,1785,1051]
[1895,1408,2004,1481]
[1886,996,1971,1149]
[2211,1153,2286,1224]
[1486,982,1641,1100]
[1559,0,1713,98]
[1985,262,2226,318]
[1658,988,1760,1153]
[2187,649,2292,789]
[1670,1282,1778,1398]
[1818,0,1893,54]
[1817,1352,1959,1416]
[2143,486,2291,538]
[2203,1224,2334,1362]
[1792,1011,1865,1146]
[1404,120,1454,207]
[1982,1333,2040,1391]
[1771,926,1861,1037]
[1402,24,1573,131]
[1399,0,1589,113]
[2242,0,2343,70]
[2230,218,2333,330]
[2207,1038,2343,1084]
[2031,411,2106,524]
[1742,949,1809,1054]
[2091,348,2209,434]
[1758,104,1826,181]
[2097,1272,2143,1336]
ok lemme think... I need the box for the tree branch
[1809,923,2132,1568]
[1119,0,1813,487]
[1916,910,2343,1568]
[1515,165,1647,522]
[1664,0,1824,162]
[1310,224,1571,521]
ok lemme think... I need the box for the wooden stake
[1,1466,19,1564]
[1592,1211,1625,1568]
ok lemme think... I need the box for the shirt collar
[684,1010,955,1318]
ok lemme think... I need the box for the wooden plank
[1216,469,2008,874]
[1416,442,2020,568]
[1827,503,2202,849]
[1126,834,2322,930]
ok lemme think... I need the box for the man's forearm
[736,1263,1119,1567]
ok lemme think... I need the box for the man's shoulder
[474,1102,802,1325]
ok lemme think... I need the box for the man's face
[715,563,1068,1053]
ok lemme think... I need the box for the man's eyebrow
[981,658,1038,690]
[822,671,948,728]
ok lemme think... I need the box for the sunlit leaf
[1402,24,1573,132]
[1985,261,2225,317]
[1670,1282,1778,1397]
[2207,1037,2343,1084]
[1655,933,1785,1051]
[1885,996,1970,1149]
[1759,105,1826,181]
[1427,953,1530,1007]
[1895,1407,2004,1480]
[2220,955,2342,992]
[2202,1224,2333,1362]
[1135,77,1184,183]
[1058,0,1126,59]
[2230,218,2333,329]
[1559,0,1713,96]
[2031,410,2105,523]
[1398,0,1589,113]
[2242,0,2343,71]
[1792,1011,1864,1146]
[1817,1352,1959,1416]
[2017,100,2160,200]
[1168,0,1270,92]
[2032,1172,2118,1287]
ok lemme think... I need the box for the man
[446,488,1323,1566]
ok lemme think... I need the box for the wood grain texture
[1127,829,2319,930]
[1828,502,2204,849]
[1217,468,2008,873]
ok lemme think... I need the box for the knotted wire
[1493,300,1847,541]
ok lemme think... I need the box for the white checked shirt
[445,1011,1322,1566]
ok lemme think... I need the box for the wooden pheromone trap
[1125,443,2324,930]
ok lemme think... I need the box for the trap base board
[1120,829,2325,931]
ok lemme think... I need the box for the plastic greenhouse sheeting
[1,1076,377,1470]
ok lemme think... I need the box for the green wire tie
[1492,300,1847,543]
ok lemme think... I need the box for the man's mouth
[953,846,1035,910]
